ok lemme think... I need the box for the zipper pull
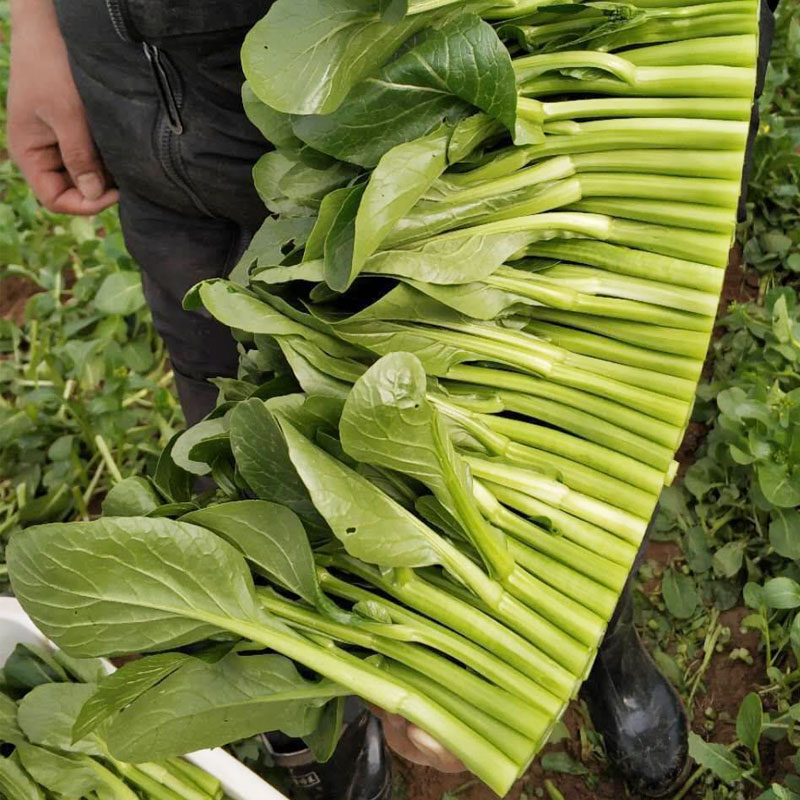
[143,42,184,135]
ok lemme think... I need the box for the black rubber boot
[583,584,690,797]
[261,708,392,800]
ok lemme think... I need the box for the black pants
[54,0,268,426]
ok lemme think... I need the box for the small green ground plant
[0,5,180,586]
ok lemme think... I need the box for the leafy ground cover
[0,6,182,583]
[0,1,798,798]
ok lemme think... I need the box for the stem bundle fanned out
[7,0,759,796]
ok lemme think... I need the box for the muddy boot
[583,585,690,797]
[262,707,392,800]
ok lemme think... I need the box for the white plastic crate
[0,596,288,800]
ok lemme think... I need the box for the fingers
[15,138,118,215]
[50,104,108,200]
[406,726,467,773]
[371,708,467,774]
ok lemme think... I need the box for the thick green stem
[136,763,211,800]
[600,14,758,50]
[507,533,619,618]
[531,95,753,122]
[110,760,188,800]
[317,568,566,709]
[218,612,519,795]
[523,319,704,381]
[478,411,666,493]
[430,323,690,422]
[521,65,755,98]
[484,481,640,567]
[444,365,681,452]
[433,396,657,517]
[504,563,607,648]
[258,591,551,743]
[489,270,713,331]
[567,197,736,234]
[523,308,714,359]
[473,480,630,589]
[164,760,222,799]
[380,660,540,769]
[623,33,757,66]
[323,556,576,702]
[577,172,740,209]
[526,240,724,293]
[465,456,649,544]
[514,50,638,84]
[537,258,718,314]
[431,414,515,580]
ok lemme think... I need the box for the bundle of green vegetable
[7,0,762,795]
[0,643,228,800]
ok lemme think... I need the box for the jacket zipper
[142,43,214,216]
[104,0,133,42]
[143,43,184,135]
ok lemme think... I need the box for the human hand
[8,0,119,215]
[371,708,467,773]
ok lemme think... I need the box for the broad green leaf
[292,13,517,166]
[540,752,588,775]
[305,186,362,262]
[688,732,743,783]
[0,409,35,447]
[758,461,800,508]
[51,651,107,684]
[18,683,104,756]
[743,582,765,609]
[18,484,72,526]
[3,643,69,692]
[303,696,345,762]
[8,517,261,657]
[335,320,477,377]
[154,432,195,504]
[229,399,329,543]
[171,418,228,476]
[379,0,408,19]
[712,539,746,578]
[661,569,698,619]
[242,0,436,115]
[736,692,763,754]
[94,272,146,316]
[364,228,537,284]
[0,694,24,745]
[0,755,43,800]
[769,509,800,560]
[340,352,446,494]
[73,653,191,743]
[183,501,318,603]
[351,129,451,286]
[252,151,357,217]
[242,82,301,148]
[231,215,314,284]
[105,653,346,763]
[196,281,355,358]
[324,183,367,292]
[102,477,161,517]
[277,417,441,567]
[763,577,800,609]
[683,526,713,573]
[16,743,104,798]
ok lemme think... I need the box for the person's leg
[117,195,244,426]
[52,0,266,424]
